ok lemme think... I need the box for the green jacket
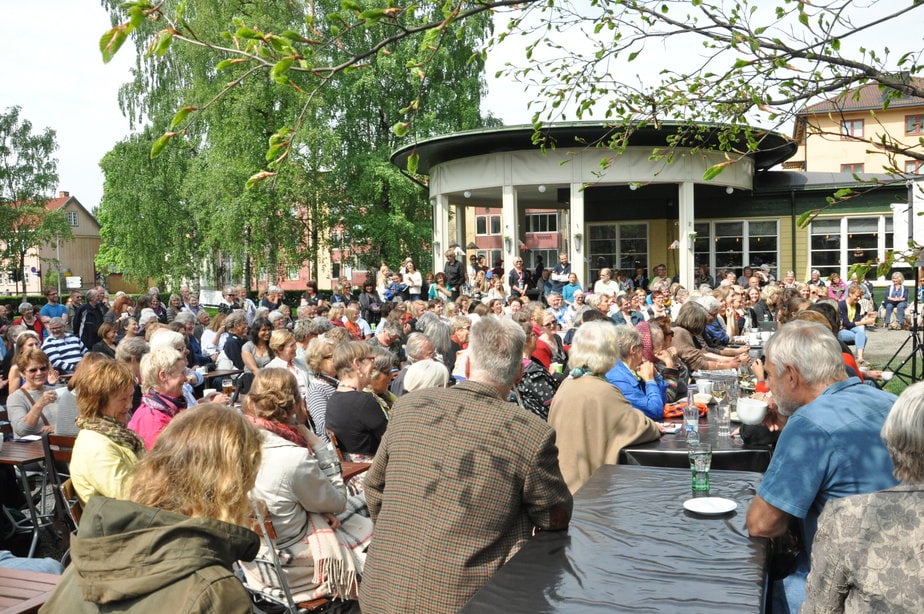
[40,496,259,613]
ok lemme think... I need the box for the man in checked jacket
[360,315,573,613]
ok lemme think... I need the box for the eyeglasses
[543,322,556,328]
[26,366,49,374]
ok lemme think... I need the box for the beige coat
[549,375,661,493]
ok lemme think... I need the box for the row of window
[586,215,894,283]
[475,213,559,236]
[841,115,924,138]
[840,161,923,174]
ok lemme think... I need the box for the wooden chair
[239,499,331,613]
[41,433,79,558]
[326,429,345,461]
[0,406,13,438]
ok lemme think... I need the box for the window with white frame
[840,119,864,139]
[287,267,300,280]
[841,163,864,174]
[693,220,779,277]
[475,214,501,236]
[476,249,503,268]
[67,211,79,227]
[588,223,648,282]
[906,114,924,135]
[528,249,559,274]
[905,160,923,174]
[525,212,558,233]
[809,215,893,280]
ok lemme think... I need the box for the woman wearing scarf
[69,357,145,505]
[241,368,373,602]
[604,322,680,421]
[127,346,188,450]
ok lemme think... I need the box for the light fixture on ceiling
[463,190,471,198]
[726,186,734,194]
[629,184,638,191]
[537,184,547,193]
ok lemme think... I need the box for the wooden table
[0,441,47,558]
[0,567,61,613]
[462,465,768,613]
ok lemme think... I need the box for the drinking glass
[713,381,731,437]
[688,443,713,493]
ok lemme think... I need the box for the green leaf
[169,106,196,129]
[100,25,128,64]
[270,58,294,82]
[407,151,419,174]
[796,209,817,228]
[236,27,261,39]
[702,165,725,181]
[340,0,361,11]
[392,121,409,137]
[151,30,174,57]
[150,132,177,159]
[245,171,277,189]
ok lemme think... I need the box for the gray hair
[404,332,435,363]
[882,381,924,482]
[116,336,150,363]
[694,295,721,313]
[369,346,397,376]
[467,316,525,389]
[613,324,642,362]
[449,315,471,332]
[139,346,184,393]
[305,317,334,336]
[149,329,186,351]
[584,294,606,309]
[18,302,34,314]
[764,320,845,388]
[404,359,450,392]
[416,312,451,358]
[568,321,619,375]
[267,310,284,323]
[224,311,248,331]
[378,318,404,338]
[292,319,312,343]
[173,311,196,326]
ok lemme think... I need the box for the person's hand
[736,345,750,355]
[39,389,58,408]
[755,393,786,432]
[322,512,341,529]
[638,360,656,382]
[47,370,60,385]
[752,358,765,381]
[654,348,675,368]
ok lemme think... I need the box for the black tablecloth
[462,465,768,613]
[620,421,773,473]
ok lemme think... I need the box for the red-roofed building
[787,79,924,175]
[0,191,101,295]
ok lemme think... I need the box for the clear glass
[688,443,713,492]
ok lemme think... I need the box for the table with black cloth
[462,465,768,613]
[620,420,773,473]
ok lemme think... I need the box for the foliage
[0,106,71,298]
[98,0,495,282]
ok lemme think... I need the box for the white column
[678,181,695,291]
[570,183,586,286]
[432,194,450,273]
[502,184,518,268]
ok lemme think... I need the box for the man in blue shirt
[38,286,67,338]
[746,320,898,614]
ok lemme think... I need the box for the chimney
[59,190,69,198]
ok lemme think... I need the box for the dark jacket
[40,496,259,613]
[74,302,105,350]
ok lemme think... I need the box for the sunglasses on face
[26,366,49,374]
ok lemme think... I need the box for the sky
[1,1,921,213]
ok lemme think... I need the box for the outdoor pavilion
[391,122,796,289]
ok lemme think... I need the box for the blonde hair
[246,368,299,422]
[139,346,184,393]
[74,358,135,419]
[269,329,295,354]
[128,404,262,525]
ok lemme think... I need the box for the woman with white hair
[126,346,189,449]
[803,381,924,613]
[404,359,449,392]
[548,321,661,493]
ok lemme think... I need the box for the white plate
[683,497,738,515]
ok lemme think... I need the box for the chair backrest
[326,429,345,462]
[241,499,330,613]
[0,406,12,438]
[61,478,83,527]
[42,432,79,539]
[45,433,76,465]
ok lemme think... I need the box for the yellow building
[788,79,924,175]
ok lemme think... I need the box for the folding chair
[239,499,332,613]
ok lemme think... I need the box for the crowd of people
[0,252,920,613]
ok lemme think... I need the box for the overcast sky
[1,1,920,213]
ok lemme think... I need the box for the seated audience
[803,380,924,613]
[549,320,661,493]
[746,321,898,613]
[69,358,143,504]
[126,346,188,449]
[6,348,59,437]
[42,405,262,612]
[241,369,372,602]
[325,341,388,463]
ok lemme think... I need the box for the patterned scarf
[244,414,309,449]
[75,415,146,456]
[141,391,187,418]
